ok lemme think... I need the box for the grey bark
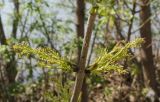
[140,0,160,97]
[70,13,96,102]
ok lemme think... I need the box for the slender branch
[114,17,125,40]
[87,27,98,67]
[131,15,152,34]
[127,0,137,42]
[70,13,96,102]
[20,10,29,38]
[114,12,141,68]
[36,7,59,54]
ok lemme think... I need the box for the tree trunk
[0,1,19,101]
[76,0,85,62]
[139,0,160,97]
[0,16,7,45]
[70,13,96,102]
[12,0,20,38]
[75,0,88,102]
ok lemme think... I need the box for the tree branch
[70,13,96,102]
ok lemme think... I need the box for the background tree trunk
[0,0,19,101]
[140,0,160,97]
[0,16,7,45]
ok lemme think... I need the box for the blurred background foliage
[0,0,160,102]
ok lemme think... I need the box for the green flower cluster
[13,38,143,75]
[89,38,144,74]
[13,43,71,71]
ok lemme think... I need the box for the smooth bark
[75,0,89,102]
[76,0,85,62]
[70,13,96,102]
